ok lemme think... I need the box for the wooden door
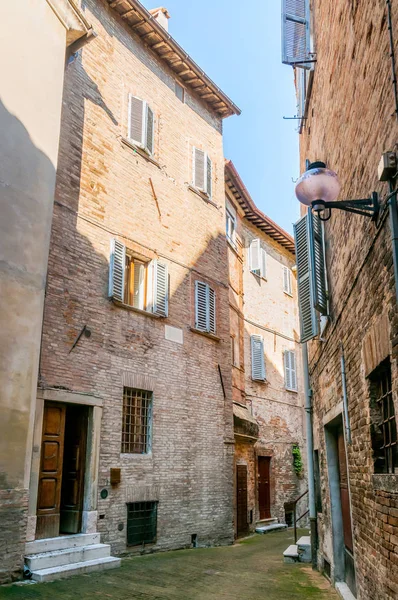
[258,457,271,520]
[236,464,248,537]
[60,405,88,534]
[36,403,66,539]
[338,429,353,553]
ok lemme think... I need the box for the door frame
[27,388,103,542]
[258,456,272,520]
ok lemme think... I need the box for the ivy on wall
[292,444,303,476]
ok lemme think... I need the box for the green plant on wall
[292,444,303,476]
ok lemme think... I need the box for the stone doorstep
[335,582,357,600]
[255,523,288,534]
[283,544,299,563]
[25,533,100,555]
[25,543,111,571]
[30,556,121,583]
[256,518,278,526]
[296,536,311,564]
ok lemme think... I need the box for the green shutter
[294,214,318,342]
[308,211,327,315]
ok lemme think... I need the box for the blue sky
[142,0,301,234]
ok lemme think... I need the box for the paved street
[1,530,337,600]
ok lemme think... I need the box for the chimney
[149,7,170,32]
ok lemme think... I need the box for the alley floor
[1,529,337,600]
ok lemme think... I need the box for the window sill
[252,378,268,384]
[121,452,153,459]
[372,474,398,493]
[283,291,293,298]
[227,237,238,252]
[190,327,220,342]
[250,270,267,282]
[121,137,161,168]
[188,185,219,208]
[285,387,298,394]
[111,298,164,318]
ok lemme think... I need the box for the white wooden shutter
[293,214,318,342]
[109,239,126,302]
[260,248,267,279]
[128,95,145,145]
[145,104,154,155]
[282,0,311,68]
[283,267,292,295]
[206,154,212,197]
[308,211,327,315]
[153,261,168,317]
[251,334,265,381]
[132,261,145,309]
[250,239,261,275]
[208,286,216,334]
[195,281,208,331]
[284,350,297,391]
[193,147,206,191]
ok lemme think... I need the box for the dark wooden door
[60,405,88,534]
[338,429,353,553]
[258,457,271,520]
[236,464,248,537]
[36,402,66,539]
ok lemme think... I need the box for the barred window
[122,388,152,454]
[369,359,398,474]
[127,502,158,546]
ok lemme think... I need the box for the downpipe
[302,342,317,568]
[388,179,398,306]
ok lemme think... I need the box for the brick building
[225,162,307,538]
[21,0,240,581]
[283,0,398,598]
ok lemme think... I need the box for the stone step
[256,518,278,526]
[31,556,121,583]
[283,544,300,563]
[297,535,311,563]
[255,523,288,534]
[26,543,110,571]
[25,533,101,555]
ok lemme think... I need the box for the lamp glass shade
[295,166,341,207]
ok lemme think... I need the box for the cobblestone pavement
[1,529,337,599]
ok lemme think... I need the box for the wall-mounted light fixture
[295,161,379,222]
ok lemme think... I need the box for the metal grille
[127,502,157,546]
[122,388,152,454]
[370,362,397,474]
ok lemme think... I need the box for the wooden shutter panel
[153,261,168,317]
[282,0,311,68]
[109,239,126,302]
[290,351,297,390]
[308,211,327,315]
[251,334,265,381]
[206,155,212,197]
[128,95,145,145]
[193,148,205,190]
[261,249,267,279]
[294,214,318,342]
[284,267,292,294]
[284,350,297,391]
[195,281,208,331]
[133,261,145,310]
[145,105,154,155]
[250,239,261,275]
[208,286,216,334]
[284,351,292,389]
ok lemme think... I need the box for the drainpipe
[340,345,352,445]
[302,342,317,568]
[388,179,398,306]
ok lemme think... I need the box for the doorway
[36,402,88,539]
[258,456,271,520]
[236,464,248,537]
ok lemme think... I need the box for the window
[369,359,398,474]
[127,501,157,546]
[109,239,168,317]
[128,94,154,155]
[175,81,185,103]
[192,147,212,197]
[122,387,152,454]
[283,266,293,296]
[281,0,312,69]
[251,334,266,381]
[195,281,216,335]
[249,239,266,279]
[284,350,297,391]
[226,207,236,246]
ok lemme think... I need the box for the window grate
[122,388,152,454]
[127,502,157,546]
[370,360,397,474]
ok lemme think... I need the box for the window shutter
[145,104,154,155]
[153,261,168,317]
[206,154,212,197]
[193,148,205,191]
[251,334,265,381]
[128,95,145,145]
[250,239,261,275]
[293,214,318,342]
[208,286,216,334]
[308,211,327,315]
[282,0,311,68]
[297,68,306,119]
[260,249,267,279]
[284,350,297,391]
[283,266,292,294]
[195,281,208,331]
[133,262,145,310]
[109,239,126,302]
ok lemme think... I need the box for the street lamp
[295,161,379,222]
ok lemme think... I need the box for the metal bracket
[311,192,379,222]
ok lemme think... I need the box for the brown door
[36,403,66,539]
[337,429,353,553]
[236,464,248,537]
[60,405,88,534]
[258,457,271,520]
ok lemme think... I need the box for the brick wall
[0,489,28,584]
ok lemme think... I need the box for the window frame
[192,147,212,198]
[194,280,216,335]
[121,387,153,455]
[369,360,398,474]
[127,501,158,546]
[226,207,237,247]
[175,81,185,103]
[127,94,155,156]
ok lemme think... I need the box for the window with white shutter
[192,148,212,197]
[109,239,126,302]
[195,281,216,334]
[251,334,266,381]
[249,239,266,279]
[226,207,236,246]
[128,94,155,155]
[283,266,293,295]
[153,261,168,317]
[284,350,297,391]
[282,0,312,68]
